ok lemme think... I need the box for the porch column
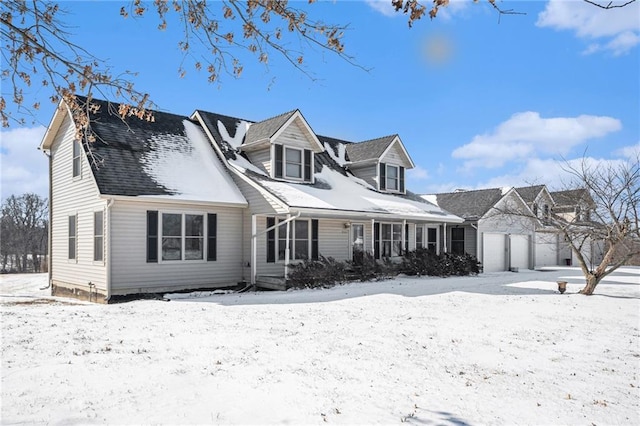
[284,214,291,279]
[443,222,448,253]
[371,219,375,254]
[402,219,407,254]
[251,214,257,285]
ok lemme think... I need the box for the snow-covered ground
[1,267,639,425]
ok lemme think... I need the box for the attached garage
[482,233,507,272]
[482,233,531,272]
[509,234,530,270]
[535,232,558,267]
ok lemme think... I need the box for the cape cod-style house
[40,97,463,301]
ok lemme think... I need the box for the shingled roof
[345,135,397,163]
[244,110,297,145]
[515,185,546,204]
[551,188,593,207]
[68,98,246,204]
[194,109,462,222]
[429,188,506,221]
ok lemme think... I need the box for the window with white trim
[68,214,77,260]
[285,147,303,179]
[277,219,310,261]
[386,164,399,191]
[381,223,402,257]
[427,227,437,253]
[415,225,424,249]
[161,213,204,261]
[93,211,104,262]
[72,140,82,178]
[451,227,464,255]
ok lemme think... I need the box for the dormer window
[379,162,405,193]
[285,147,303,179]
[386,165,399,191]
[274,144,313,182]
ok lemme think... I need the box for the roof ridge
[253,108,298,125]
[195,109,256,125]
[357,134,398,144]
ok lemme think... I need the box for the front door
[351,223,364,260]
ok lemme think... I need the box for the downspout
[40,149,53,291]
[250,212,300,284]
[104,198,114,302]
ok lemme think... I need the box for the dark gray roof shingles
[433,188,505,220]
[83,97,194,197]
[345,135,396,163]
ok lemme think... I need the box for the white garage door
[510,234,530,270]
[483,233,507,272]
[535,233,557,267]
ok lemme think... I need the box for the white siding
[349,164,378,190]
[246,148,271,175]
[272,119,317,151]
[318,219,350,260]
[380,141,411,168]
[50,114,107,292]
[109,200,244,294]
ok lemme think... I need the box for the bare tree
[0,193,48,273]
[558,156,640,294]
[1,0,353,132]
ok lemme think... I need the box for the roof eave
[39,100,69,150]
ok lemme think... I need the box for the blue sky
[1,0,638,201]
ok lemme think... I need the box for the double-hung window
[160,213,204,261]
[147,211,215,263]
[386,165,399,191]
[93,211,104,262]
[68,214,77,260]
[381,223,402,257]
[72,140,82,178]
[416,225,424,249]
[285,147,303,179]
[277,219,310,261]
[267,217,318,262]
[451,228,465,255]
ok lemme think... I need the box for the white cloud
[452,111,621,170]
[407,165,429,180]
[614,141,640,159]
[365,0,397,17]
[537,0,640,55]
[366,0,469,19]
[0,126,49,201]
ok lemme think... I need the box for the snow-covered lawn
[2,268,639,425]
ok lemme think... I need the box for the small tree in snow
[556,156,639,295]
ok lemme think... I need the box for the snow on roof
[324,142,347,167]
[421,194,438,206]
[259,168,462,221]
[217,119,251,149]
[139,120,247,205]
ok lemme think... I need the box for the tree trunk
[579,274,600,295]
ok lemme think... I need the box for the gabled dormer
[238,110,323,183]
[345,135,415,194]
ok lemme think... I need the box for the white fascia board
[99,194,248,208]
[291,207,464,223]
[271,110,324,152]
[39,100,69,150]
[379,135,416,169]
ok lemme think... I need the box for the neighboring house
[40,98,463,301]
[549,189,605,267]
[514,185,559,267]
[423,187,538,272]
